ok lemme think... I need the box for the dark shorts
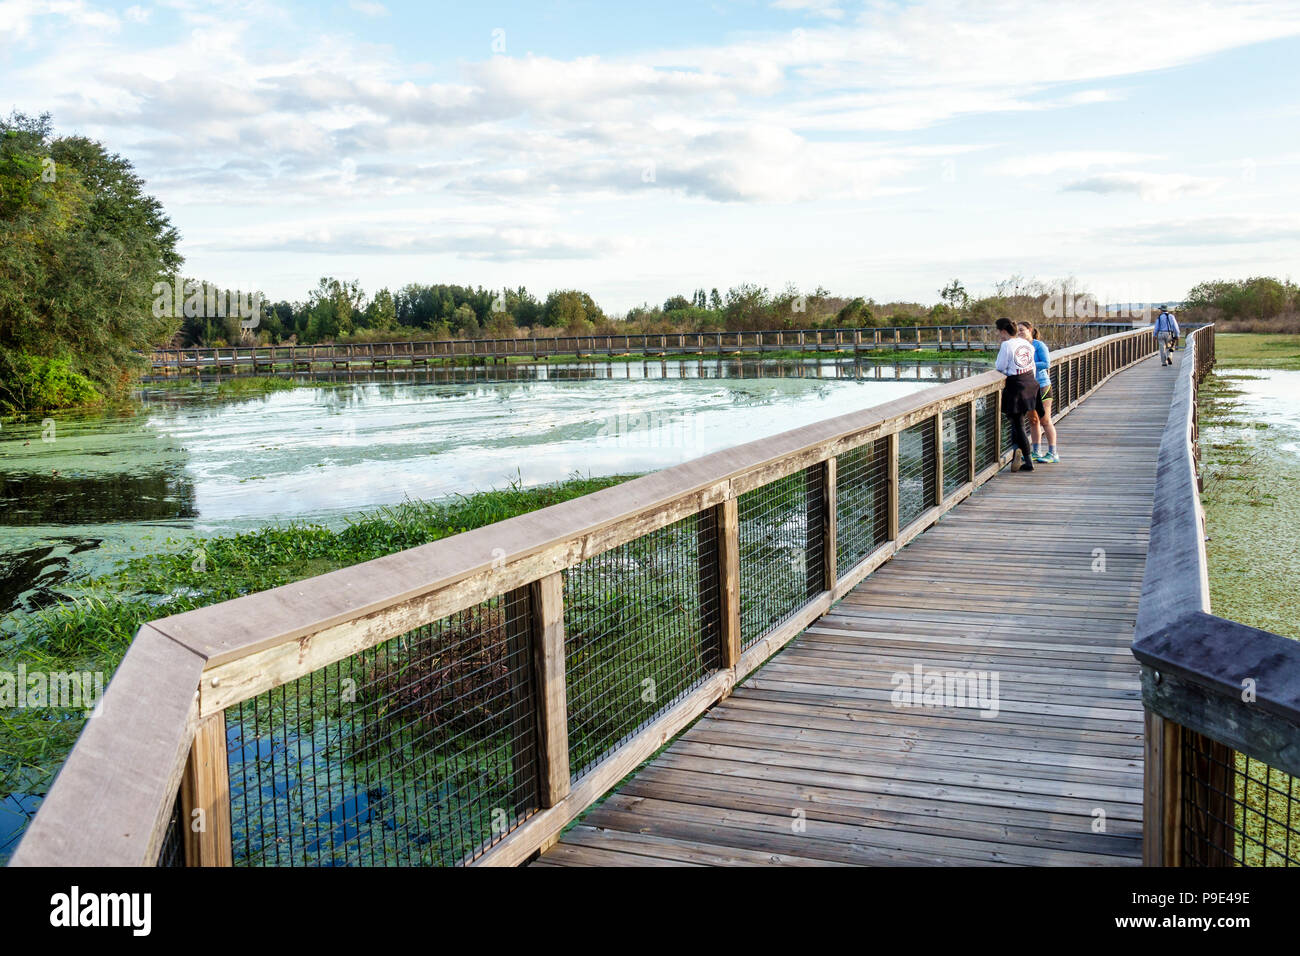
[1035,384,1053,417]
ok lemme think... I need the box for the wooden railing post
[932,413,944,506]
[530,573,570,808]
[966,401,977,484]
[715,499,741,670]
[886,431,900,540]
[1143,709,1185,866]
[181,711,233,867]
[822,458,837,591]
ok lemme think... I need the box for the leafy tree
[509,286,543,328]
[836,297,873,327]
[365,287,397,332]
[453,302,480,336]
[543,289,603,330]
[299,276,365,340]
[723,284,771,328]
[1185,276,1294,320]
[0,112,181,411]
[939,279,969,313]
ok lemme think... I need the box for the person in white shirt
[995,317,1038,472]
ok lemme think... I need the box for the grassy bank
[0,474,635,859]
[1199,332,1300,864]
[1210,332,1300,370]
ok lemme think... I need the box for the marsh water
[0,356,989,619]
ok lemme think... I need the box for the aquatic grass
[0,472,637,862]
[1213,333,1300,370]
[214,376,303,397]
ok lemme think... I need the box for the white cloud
[0,0,119,43]
[216,225,615,261]
[1095,215,1300,246]
[4,0,1300,304]
[771,0,844,20]
[348,0,387,17]
[993,151,1163,177]
[1061,89,1122,105]
[1061,171,1224,202]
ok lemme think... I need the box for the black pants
[1006,412,1032,465]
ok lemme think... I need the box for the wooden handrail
[1131,324,1300,867]
[14,325,1156,867]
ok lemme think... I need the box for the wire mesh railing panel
[975,394,998,470]
[156,791,186,867]
[898,418,937,528]
[1181,732,1300,866]
[942,405,971,499]
[836,439,889,575]
[738,467,825,648]
[226,591,539,867]
[562,512,720,780]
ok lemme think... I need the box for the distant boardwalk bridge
[147,323,1137,373]
[15,323,1300,867]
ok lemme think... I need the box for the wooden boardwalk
[534,351,1179,866]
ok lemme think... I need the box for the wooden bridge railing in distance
[148,323,1138,371]
[13,326,1158,868]
[1132,324,1300,867]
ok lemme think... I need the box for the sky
[2,0,1299,312]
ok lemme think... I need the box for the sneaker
[1043,451,1060,463]
[1031,452,1049,463]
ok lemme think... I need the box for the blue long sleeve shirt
[1154,311,1180,336]
[1032,339,1050,389]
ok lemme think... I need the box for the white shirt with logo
[996,337,1036,376]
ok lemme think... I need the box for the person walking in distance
[1154,306,1180,367]
[995,317,1038,472]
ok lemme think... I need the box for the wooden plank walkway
[533,350,1181,867]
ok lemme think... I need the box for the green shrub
[1185,277,1297,321]
[0,351,102,413]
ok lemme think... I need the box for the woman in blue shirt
[1017,322,1058,463]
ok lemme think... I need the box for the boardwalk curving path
[533,350,1181,867]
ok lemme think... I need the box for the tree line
[1181,276,1299,331]
[183,280,978,348]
